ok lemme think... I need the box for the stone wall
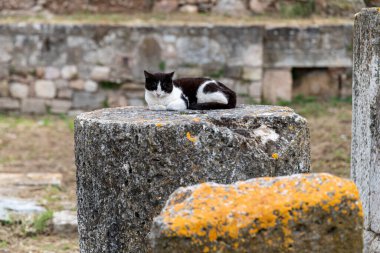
[0,22,353,114]
[0,0,364,17]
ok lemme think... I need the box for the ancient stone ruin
[0,22,354,114]
[351,8,380,253]
[150,173,363,253]
[75,105,310,252]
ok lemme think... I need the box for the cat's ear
[144,70,153,79]
[168,72,175,79]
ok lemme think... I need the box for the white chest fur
[145,86,186,111]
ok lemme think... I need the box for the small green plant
[280,0,315,18]
[0,240,8,249]
[99,81,122,90]
[159,61,166,72]
[33,210,53,234]
[209,68,225,79]
[102,99,109,108]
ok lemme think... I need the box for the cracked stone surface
[352,8,380,252]
[75,105,310,253]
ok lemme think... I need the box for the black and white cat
[144,71,236,111]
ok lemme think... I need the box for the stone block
[44,67,61,80]
[150,174,363,253]
[242,67,262,81]
[0,173,62,187]
[212,0,248,16]
[248,81,262,100]
[75,105,310,252]
[0,98,20,110]
[84,80,98,92]
[9,82,29,98]
[153,0,178,13]
[58,88,73,99]
[0,80,9,97]
[263,68,292,103]
[53,210,78,234]
[49,99,72,114]
[176,67,203,78]
[264,25,353,68]
[351,8,380,240]
[179,4,198,13]
[249,0,271,13]
[73,91,106,110]
[70,80,85,90]
[55,79,69,89]
[90,66,111,81]
[61,65,78,80]
[0,197,46,222]
[35,80,56,98]
[21,98,47,114]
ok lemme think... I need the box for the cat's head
[144,70,175,98]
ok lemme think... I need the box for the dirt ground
[0,100,352,252]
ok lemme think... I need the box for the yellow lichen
[272,153,279,159]
[162,174,362,249]
[186,132,197,143]
[155,123,164,127]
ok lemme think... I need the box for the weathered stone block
[44,67,61,80]
[0,98,20,110]
[35,80,56,98]
[75,105,310,253]
[70,80,85,90]
[73,91,106,110]
[90,66,111,81]
[9,82,29,98]
[61,65,78,80]
[264,24,353,68]
[49,99,72,114]
[53,210,78,234]
[242,67,262,81]
[58,88,73,99]
[352,8,380,242]
[21,98,47,114]
[150,173,363,253]
[263,68,292,103]
[84,80,98,92]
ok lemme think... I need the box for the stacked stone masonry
[0,22,353,114]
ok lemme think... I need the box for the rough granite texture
[75,105,310,253]
[351,8,380,252]
[150,173,363,253]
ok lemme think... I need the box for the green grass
[276,95,352,117]
[0,240,8,248]
[33,210,53,234]
[279,0,315,18]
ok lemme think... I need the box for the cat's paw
[167,101,187,111]
[149,105,167,111]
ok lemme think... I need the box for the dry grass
[0,12,353,26]
[0,100,352,251]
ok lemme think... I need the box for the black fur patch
[203,83,219,93]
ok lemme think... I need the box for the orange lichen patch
[186,132,197,143]
[193,118,201,123]
[162,174,362,247]
[272,153,279,159]
[155,123,164,127]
